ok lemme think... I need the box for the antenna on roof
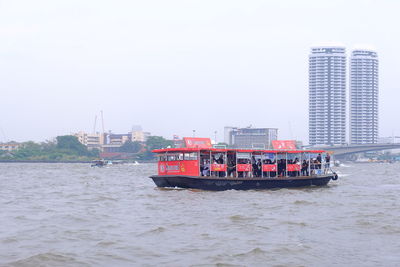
[101,110,105,135]
[93,115,97,134]
[0,126,7,142]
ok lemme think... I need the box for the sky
[1,0,399,144]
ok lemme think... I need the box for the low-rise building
[74,127,151,152]
[224,126,278,149]
[0,142,22,152]
[73,131,104,150]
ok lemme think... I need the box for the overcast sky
[1,0,399,144]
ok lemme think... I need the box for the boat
[149,138,338,191]
[91,159,108,167]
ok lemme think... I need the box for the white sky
[1,0,399,144]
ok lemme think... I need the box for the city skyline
[309,46,380,146]
[1,1,400,144]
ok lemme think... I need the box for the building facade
[0,142,21,152]
[73,131,104,150]
[74,128,151,152]
[224,126,278,149]
[309,46,347,145]
[350,49,379,144]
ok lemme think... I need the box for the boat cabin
[153,138,331,178]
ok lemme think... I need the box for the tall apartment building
[350,49,379,144]
[309,46,347,145]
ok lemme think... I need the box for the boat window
[237,152,251,164]
[184,152,198,160]
[237,152,250,159]
[287,153,301,164]
[262,153,276,164]
[167,154,177,161]
[158,155,167,162]
[166,153,184,161]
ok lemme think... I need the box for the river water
[0,162,399,267]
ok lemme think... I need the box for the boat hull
[149,175,333,191]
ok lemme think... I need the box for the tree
[136,136,173,160]
[13,141,42,159]
[146,136,173,151]
[119,140,142,153]
[56,135,89,156]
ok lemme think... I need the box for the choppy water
[0,163,399,267]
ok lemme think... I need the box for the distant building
[108,133,131,145]
[107,130,151,145]
[73,131,104,150]
[101,144,123,153]
[350,49,379,144]
[131,131,151,142]
[0,142,21,152]
[74,125,151,152]
[224,126,278,149]
[378,137,400,144]
[309,46,346,145]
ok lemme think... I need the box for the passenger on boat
[216,155,225,177]
[295,157,301,176]
[251,156,258,177]
[202,160,210,176]
[324,154,331,173]
[237,158,251,178]
[256,159,262,177]
[271,159,277,177]
[310,159,315,175]
[312,159,321,175]
[301,160,309,176]
[227,159,236,177]
[316,154,322,169]
[278,159,286,177]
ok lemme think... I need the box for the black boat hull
[150,175,333,191]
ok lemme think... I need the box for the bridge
[308,143,400,158]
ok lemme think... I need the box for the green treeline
[0,135,174,162]
[0,136,99,162]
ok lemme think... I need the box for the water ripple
[0,162,399,266]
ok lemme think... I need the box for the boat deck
[151,174,332,181]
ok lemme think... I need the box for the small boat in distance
[91,159,108,167]
[149,138,338,191]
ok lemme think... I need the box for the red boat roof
[152,147,326,154]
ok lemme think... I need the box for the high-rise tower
[309,46,347,145]
[350,49,378,144]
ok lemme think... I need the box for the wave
[229,215,256,222]
[293,200,314,205]
[280,221,307,227]
[234,247,268,258]
[136,226,166,236]
[7,253,87,267]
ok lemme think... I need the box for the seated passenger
[202,160,210,176]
